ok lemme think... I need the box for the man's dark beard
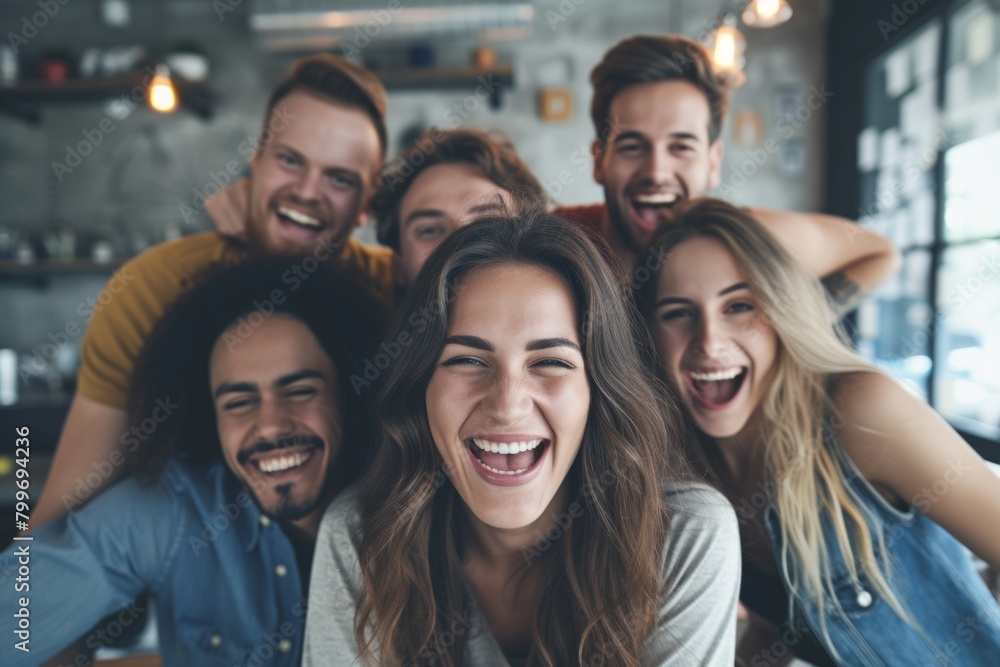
[244,194,339,260]
[266,464,337,522]
[239,434,334,522]
[269,482,317,522]
[606,195,643,252]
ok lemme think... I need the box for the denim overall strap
[762,421,1000,666]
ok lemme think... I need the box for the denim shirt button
[278,639,292,652]
[275,564,288,577]
[210,634,222,647]
[856,590,873,608]
[259,515,271,527]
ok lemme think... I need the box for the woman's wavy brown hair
[353,213,690,666]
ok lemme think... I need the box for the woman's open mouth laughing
[685,367,747,410]
[464,437,550,486]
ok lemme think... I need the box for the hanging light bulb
[708,13,746,81]
[742,0,793,28]
[148,65,177,113]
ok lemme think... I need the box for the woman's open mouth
[685,367,747,410]
[464,437,549,485]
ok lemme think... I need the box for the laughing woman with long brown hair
[303,214,740,666]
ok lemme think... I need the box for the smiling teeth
[277,206,322,228]
[477,461,531,475]
[690,368,742,381]
[633,193,679,205]
[257,451,311,473]
[472,438,543,454]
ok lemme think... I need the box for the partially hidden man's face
[248,90,382,257]
[210,315,342,528]
[593,80,723,252]
[398,163,515,283]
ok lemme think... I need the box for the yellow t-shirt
[77,232,396,408]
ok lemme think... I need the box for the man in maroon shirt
[558,34,899,313]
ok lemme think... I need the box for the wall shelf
[0,72,215,123]
[373,65,513,107]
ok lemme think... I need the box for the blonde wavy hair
[634,198,911,646]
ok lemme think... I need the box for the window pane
[934,241,1000,438]
[858,20,942,251]
[945,0,1000,145]
[943,129,1000,242]
[857,250,933,400]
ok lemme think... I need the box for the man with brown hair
[561,34,899,309]
[372,127,548,284]
[32,54,395,527]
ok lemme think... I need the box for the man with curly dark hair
[1,259,388,666]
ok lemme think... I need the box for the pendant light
[148,65,177,113]
[708,13,746,82]
[742,0,793,29]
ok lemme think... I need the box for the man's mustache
[237,434,324,465]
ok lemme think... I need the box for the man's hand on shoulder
[206,178,251,239]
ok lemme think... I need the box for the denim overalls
[762,430,1000,666]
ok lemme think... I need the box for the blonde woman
[634,198,1000,666]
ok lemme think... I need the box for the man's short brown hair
[590,34,736,145]
[372,128,548,251]
[263,54,388,155]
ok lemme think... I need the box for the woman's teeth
[277,206,322,228]
[256,450,312,473]
[472,438,543,454]
[690,368,742,381]
[475,460,532,476]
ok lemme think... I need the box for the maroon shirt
[553,202,627,279]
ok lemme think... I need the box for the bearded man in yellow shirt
[32,55,396,526]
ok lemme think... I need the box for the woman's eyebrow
[526,337,581,353]
[718,282,749,296]
[655,282,749,309]
[443,335,492,351]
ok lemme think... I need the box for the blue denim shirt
[763,429,1000,666]
[0,460,306,666]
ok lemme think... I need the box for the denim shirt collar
[216,464,267,553]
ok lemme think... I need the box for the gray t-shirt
[304,481,740,666]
